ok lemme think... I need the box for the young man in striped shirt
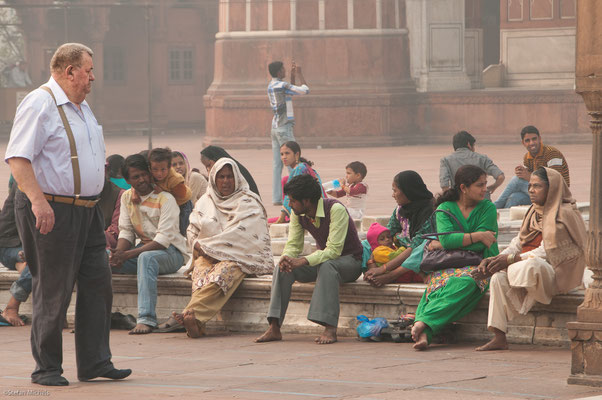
[267,60,310,205]
[494,125,570,209]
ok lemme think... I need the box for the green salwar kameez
[415,199,499,343]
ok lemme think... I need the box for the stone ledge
[0,269,583,346]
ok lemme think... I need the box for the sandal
[154,316,185,333]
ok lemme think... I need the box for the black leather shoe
[80,368,132,382]
[32,375,69,386]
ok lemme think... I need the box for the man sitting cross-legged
[109,154,189,334]
[255,174,363,344]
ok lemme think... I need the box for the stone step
[0,268,582,345]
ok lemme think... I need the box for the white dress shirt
[5,77,105,197]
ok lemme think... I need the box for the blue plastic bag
[356,315,389,338]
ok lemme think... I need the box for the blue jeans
[271,122,295,203]
[0,246,23,271]
[0,245,31,303]
[10,266,32,303]
[113,244,184,327]
[494,176,531,209]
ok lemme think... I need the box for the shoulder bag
[419,209,483,273]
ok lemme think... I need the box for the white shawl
[186,158,273,275]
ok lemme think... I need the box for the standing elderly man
[5,43,130,386]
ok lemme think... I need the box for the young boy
[327,161,368,220]
[134,147,192,235]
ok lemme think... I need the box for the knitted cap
[366,222,390,251]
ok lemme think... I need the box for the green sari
[414,199,499,343]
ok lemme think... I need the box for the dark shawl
[395,170,434,238]
[201,145,260,197]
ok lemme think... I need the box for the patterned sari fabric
[187,158,274,294]
[425,266,489,299]
[191,255,242,293]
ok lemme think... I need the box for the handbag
[419,209,483,273]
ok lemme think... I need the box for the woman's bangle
[383,263,387,272]
[507,253,515,265]
[469,233,474,244]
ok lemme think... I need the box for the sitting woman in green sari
[272,141,326,224]
[412,165,499,350]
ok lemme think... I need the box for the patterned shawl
[186,158,273,276]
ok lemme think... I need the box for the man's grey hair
[50,43,93,73]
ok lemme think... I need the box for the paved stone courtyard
[2,327,602,399]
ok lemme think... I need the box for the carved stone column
[567,0,602,387]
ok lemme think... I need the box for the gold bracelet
[383,264,387,272]
[469,233,474,244]
[507,253,515,265]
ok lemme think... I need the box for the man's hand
[515,165,530,181]
[278,255,308,272]
[31,198,55,234]
[109,248,129,268]
[486,184,497,194]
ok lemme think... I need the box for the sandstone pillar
[567,0,602,387]
[405,0,471,92]
[203,0,416,147]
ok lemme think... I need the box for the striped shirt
[523,144,570,186]
[267,78,309,128]
[118,189,189,261]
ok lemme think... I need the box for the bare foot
[182,310,203,338]
[255,322,282,343]
[476,330,508,351]
[411,321,429,350]
[413,332,428,350]
[128,323,153,335]
[315,326,337,344]
[172,311,184,325]
[1,307,24,326]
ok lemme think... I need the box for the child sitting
[327,161,368,220]
[137,147,192,235]
[365,223,423,284]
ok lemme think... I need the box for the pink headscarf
[366,223,390,251]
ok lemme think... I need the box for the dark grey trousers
[15,190,114,381]
[267,254,362,328]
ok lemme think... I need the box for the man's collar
[455,147,471,153]
[526,143,545,159]
[45,76,89,109]
[315,198,325,218]
[299,198,325,219]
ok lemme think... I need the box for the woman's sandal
[154,316,185,333]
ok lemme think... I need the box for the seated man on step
[255,174,363,345]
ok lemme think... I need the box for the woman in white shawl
[171,158,273,338]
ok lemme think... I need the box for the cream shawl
[186,158,273,276]
[519,167,587,293]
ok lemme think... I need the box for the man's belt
[44,194,99,208]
